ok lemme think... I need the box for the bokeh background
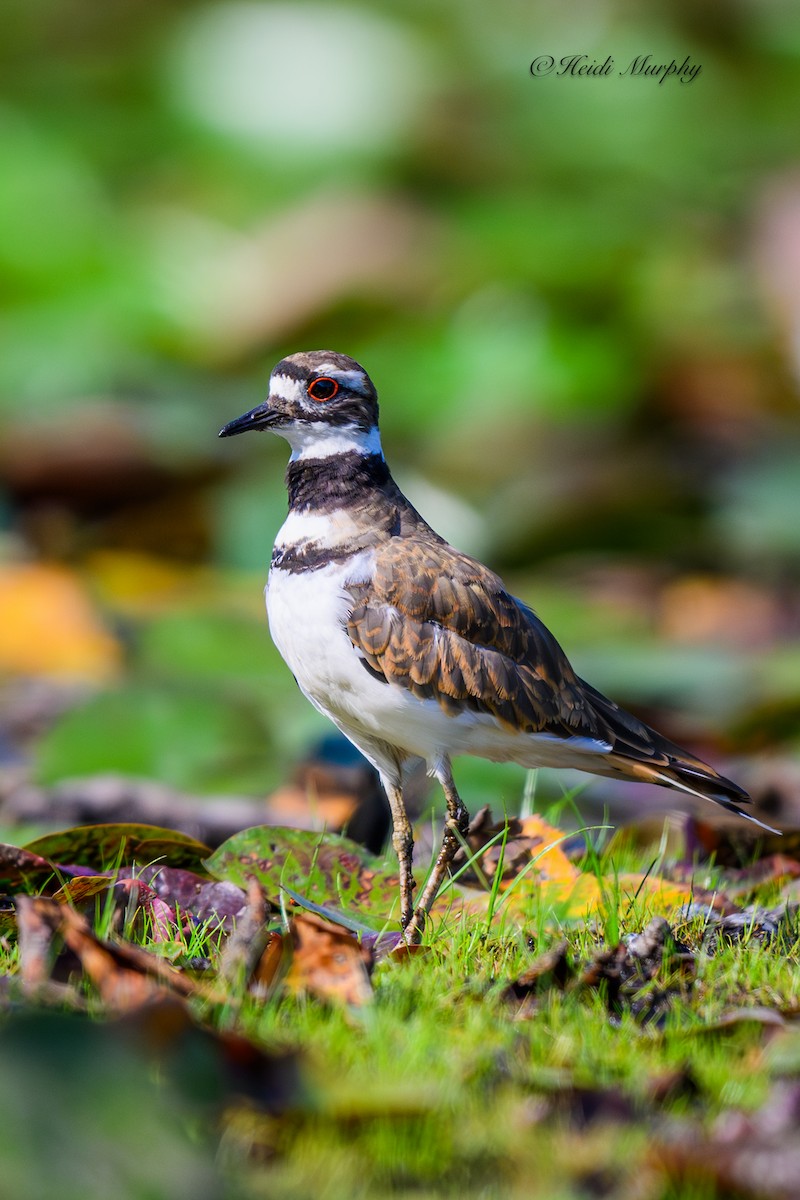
[2,0,800,827]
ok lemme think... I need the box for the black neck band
[286,452,391,512]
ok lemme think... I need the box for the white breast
[266,551,374,718]
[266,550,614,776]
[267,550,461,759]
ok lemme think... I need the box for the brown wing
[345,538,770,827]
[345,538,612,742]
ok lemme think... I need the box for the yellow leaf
[86,550,206,615]
[441,815,697,930]
[515,814,580,883]
[503,870,603,919]
[615,873,695,909]
[0,563,121,681]
[498,871,694,925]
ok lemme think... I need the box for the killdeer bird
[220,350,775,940]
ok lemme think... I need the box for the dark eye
[307,376,339,402]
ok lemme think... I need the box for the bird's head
[219,351,381,461]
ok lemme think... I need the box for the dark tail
[579,679,780,835]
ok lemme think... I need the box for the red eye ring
[307,376,339,402]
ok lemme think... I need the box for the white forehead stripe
[313,366,367,389]
[269,373,302,402]
[269,368,368,401]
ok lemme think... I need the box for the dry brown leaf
[17,895,216,1012]
[285,912,373,1007]
[503,940,573,1018]
[217,880,271,990]
[60,907,169,1011]
[251,931,287,997]
[15,895,65,996]
[577,918,695,1025]
[454,808,579,889]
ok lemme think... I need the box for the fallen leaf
[192,880,247,929]
[61,908,169,1011]
[503,940,573,1016]
[699,1007,788,1034]
[578,918,695,1025]
[616,873,696,911]
[251,932,287,995]
[24,823,212,872]
[217,881,271,992]
[0,842,58,890]
[703,906,794,952]
[148,897,181,943]
[516,815,583,884]
[116,864,247,930]
[15,895,67,997]
[51,875,125,907]
[16,895,216,1011]
[285,912,373,1007]
[0,563,120,681]
[205,826,399,928]
[453,808,580,889]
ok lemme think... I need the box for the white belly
[266,555,611,774]
[266,553,444,757]
[266,553,378,726]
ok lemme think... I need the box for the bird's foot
[402,907,425,945]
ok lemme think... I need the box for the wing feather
[346,539,606,741]
[344,537,768,826]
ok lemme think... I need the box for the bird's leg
[406,758,469,941]
[382,777,415,931]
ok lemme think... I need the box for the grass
[3,793,799,1200]
[216,844,800,1200]
[223,925,789,1199]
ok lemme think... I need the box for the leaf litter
[0,808,798,1197]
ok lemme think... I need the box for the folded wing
[345,538,774,830]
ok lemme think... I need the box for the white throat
[284,422,384,462]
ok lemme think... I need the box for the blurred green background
[2,0,800,814]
